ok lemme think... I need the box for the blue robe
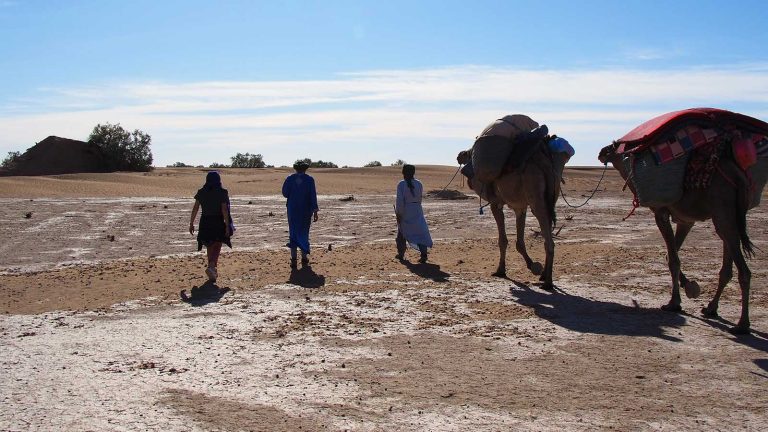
[282,172,319,254]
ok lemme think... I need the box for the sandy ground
[1,166,767,431]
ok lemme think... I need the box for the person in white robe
[395,164,433,263]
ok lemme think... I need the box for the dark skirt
[197,215,232,251]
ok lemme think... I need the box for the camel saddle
[504,125,550,171]
[615,108,768,156]
[464,125,552,181]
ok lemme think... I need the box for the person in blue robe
[282,161,319,268]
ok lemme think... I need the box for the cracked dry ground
[1,170,767,431]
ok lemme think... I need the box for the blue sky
[1,0,767,167]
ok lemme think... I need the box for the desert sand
[1,166,766,431]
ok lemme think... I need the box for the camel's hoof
[701,306,719,318]
[529,262,544,276]
[540,283,555,292]
[660,303,682,313]
[683,280,701,299]
[729,325,751,336]
[491,271,507,279]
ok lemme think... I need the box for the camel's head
[456,149,472,165]
[598,143,619,165]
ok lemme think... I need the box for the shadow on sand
[401,259,450,282]
[288,266,326,288]
[180,281,231,306]
[754,359,768,377]
[507,279,686,342]
[686,313,768,354]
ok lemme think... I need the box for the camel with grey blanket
[457,142,568,291]
[598,143,766,334]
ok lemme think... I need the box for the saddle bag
[471,134,514,183]
[623,150,688,207]
[748,157,768,208]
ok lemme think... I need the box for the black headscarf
[204,171,222,190]
[402,164,416,195]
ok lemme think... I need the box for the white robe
[395,179,433,249]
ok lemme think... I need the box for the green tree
[295,158,338,168]
[168,162,190,167]
[391,159,407,167]
[230,152,266,168]
[1,151,21,169]
[209,162,228,168]
[88,123,153,171]
[364,161,382,167]
[313,160,338,168]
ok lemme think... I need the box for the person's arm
[310,177,319,222]
[221,201,231,237]
[189,200,200,234]
[282,176,291,199]
[395,182,403,222]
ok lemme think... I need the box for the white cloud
[1,65,767,167]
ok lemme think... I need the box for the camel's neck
[607,154,629,181]
[606,154,638,196]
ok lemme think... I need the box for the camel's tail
[544,154,558,230]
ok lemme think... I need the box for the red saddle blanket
[615,108,768,157]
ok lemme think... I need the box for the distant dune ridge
[0,136,108,176]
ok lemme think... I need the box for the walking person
[395,164,433,263]
[189,171,233,282]
[282,160,319,269]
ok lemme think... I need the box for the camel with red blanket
[598,108,768,334]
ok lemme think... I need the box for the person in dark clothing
[189,171,233,282]
[282,161,319,269]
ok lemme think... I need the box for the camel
[457,140,569,291]
[598,143,766,334]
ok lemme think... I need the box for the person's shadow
[401,259,450,282]
[288,266,326,288]
[180,281,230,306]
[508,279,687,342]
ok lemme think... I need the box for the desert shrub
[364,161,382,167]
[230,152,266,168]
[391,159,407,167]
[168,162,191,167]
[294,158,338,168]
[1,151,21,169]
[88,123,153,171]
[209,162,228,168]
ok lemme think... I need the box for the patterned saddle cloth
[684,140,726,190]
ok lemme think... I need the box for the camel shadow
[288,266,326,289]
[754,359,768,377]
[401,260,450,282]
[508,280,686,342]
[180,281,230,306]
[687,313,768,354]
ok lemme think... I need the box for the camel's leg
[513,208,543,276]
[702,241,732,319]
[730,248,751,334]
[674,222,700,298]
[712,216,751,334]
[654,210,683,312]
[531,206,555,291]
[490,203,508,278]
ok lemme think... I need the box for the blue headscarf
[204,171,222,190]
